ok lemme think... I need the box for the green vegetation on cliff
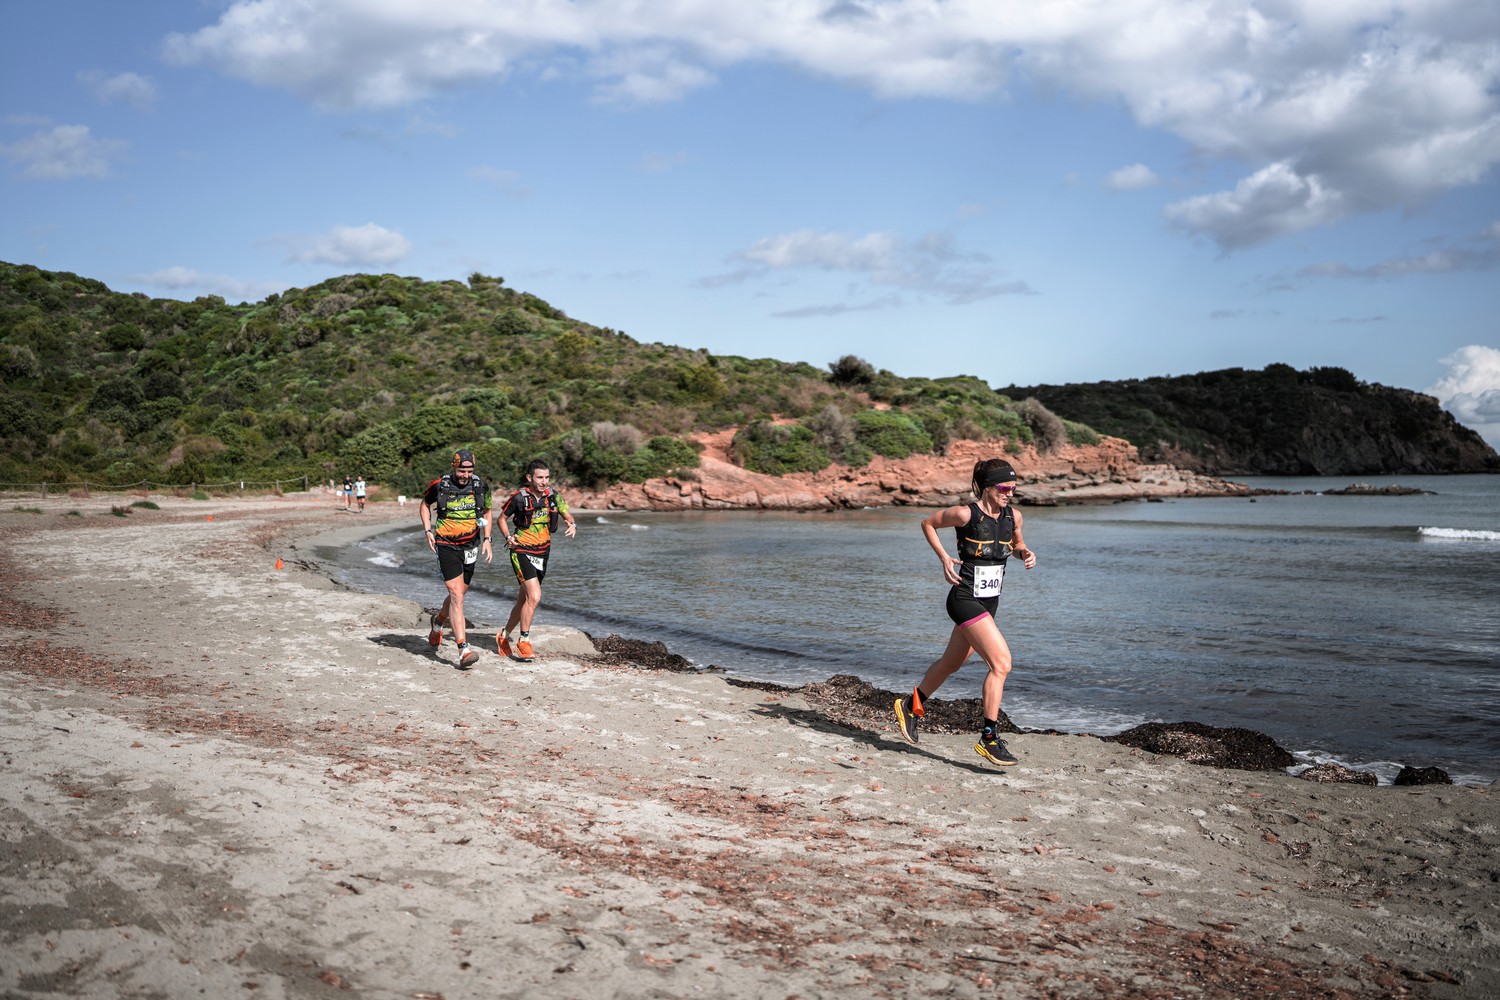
[0,264,1087,491]
[1002,365,1498,475]
[3,262,1490,488]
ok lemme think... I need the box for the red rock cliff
[567,432,1248,511]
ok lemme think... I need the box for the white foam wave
[365,550,403,568]
[595,516,613,524]
[629,523,649,531]
[1419,526,1500,542]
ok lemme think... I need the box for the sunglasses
[990,483,1015,494]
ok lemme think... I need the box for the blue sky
[3,1,1498,447]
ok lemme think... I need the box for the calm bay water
[316,474,1500,786]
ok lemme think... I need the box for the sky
[2,0,1498,448]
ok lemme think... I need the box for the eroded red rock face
[569,434,1248,511]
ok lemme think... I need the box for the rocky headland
[570,432,1247,511]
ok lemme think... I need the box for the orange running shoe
[497,633,512,658]
[427,612,445,647]
[515,638,535,662]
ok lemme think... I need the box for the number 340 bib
[972,563,1005,598]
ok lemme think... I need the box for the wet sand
[1,491,1496,998]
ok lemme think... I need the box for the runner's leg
[961,616,1013,721]
[445,578,468,645]
[915,626,974,697]
[516,577,542,632]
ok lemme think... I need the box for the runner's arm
[1011,509,1037,569]
[921,505,968,585]
[419,500,437,552]
[480,503,494,562]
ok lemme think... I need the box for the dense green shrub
[88,375,145,413]
[0,343,40,379]
[102,323,144,351]
[339,423,405,482]
[853,409,932,459]
[548,424,701,487]
[644,435,701,473]
[827,354,876,387]
[730,421,831,475]
[1064,420,1101,446]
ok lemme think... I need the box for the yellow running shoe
[893,691,922,746]
[974,734,1019,767]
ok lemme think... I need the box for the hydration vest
[956,502,1015,564]
[429,473,488,520]
[504,486,560,531]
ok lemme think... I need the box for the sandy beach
[1,490,1496,999]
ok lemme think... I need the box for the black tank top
[954,502,1015,593]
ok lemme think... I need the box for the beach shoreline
[2,491,1497,998]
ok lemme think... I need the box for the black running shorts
[437,542,478,584]
[946,587,998,628]
[510,548,549,586]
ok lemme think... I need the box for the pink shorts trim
[957,611,992,630]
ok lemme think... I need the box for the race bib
[973,563,1004,598]
[527,554,545,572]
[464,545,478,565]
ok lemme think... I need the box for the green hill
[4,261,1491,490]
[1000,367,1499,475]
[0,263,1088,492]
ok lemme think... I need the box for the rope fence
[0,475,313,498]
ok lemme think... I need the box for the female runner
[893,458,1037,766]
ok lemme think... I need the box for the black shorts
[946,587,998,628]
[510,549,549,585]
[437,542,479,584]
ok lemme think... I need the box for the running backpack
[504,487,559,531]
[428,473,487,520]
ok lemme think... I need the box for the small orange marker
[275,558,284,570]
[205,515,213,521]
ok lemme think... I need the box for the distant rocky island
[1001,365,1498,476]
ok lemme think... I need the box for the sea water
[315,474,1500,786]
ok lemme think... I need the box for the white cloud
[1165,160,1346,248]
[725,228,1033,307]
[1105,163,1160,190]
[1427,345,1500,451]
[161,1,1500,249]
[282,223,412,267]
[128,266,281,303]
[0,124,127,179]
[589,48,716,106]
[78,70,158,111]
